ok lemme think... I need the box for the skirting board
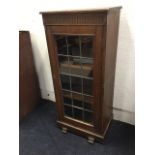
[113,107,135,125]
[41,89,56,101]
[41,89,135,125]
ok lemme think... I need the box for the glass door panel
[58,56,70,74]
[55,36,67,55]
[64,105,72,117]
[83,78,93,95]
[84,111,93,123]
[73,98,83,107]
[68,36,80,56]
[62,90,72,106]
[81,36,93,58]
[81,58,93,78]
[55,34,94,124]
[60,74,70,90]
[68,57,82,76]
[71,76,82,93]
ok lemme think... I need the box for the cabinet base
[88,136,95,144]
[57,117,112,143]
[62,127,68,133]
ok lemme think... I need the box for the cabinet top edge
[40,6,122,14]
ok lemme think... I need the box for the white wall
[19,0,135,124]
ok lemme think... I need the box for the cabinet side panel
[102,10,121,130]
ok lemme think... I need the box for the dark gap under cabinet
[41,7,122,143]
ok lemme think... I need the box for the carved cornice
[42,13,107,25]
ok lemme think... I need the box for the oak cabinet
[41,7,121,143]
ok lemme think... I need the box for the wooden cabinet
[41,7,122,143]
[19,31,41,120]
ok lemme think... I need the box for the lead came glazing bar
[56,34,94,124]
[66,36,74,118]
[79,36,85,122]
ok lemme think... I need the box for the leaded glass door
[56,35,94,124]
[46,25,103,130]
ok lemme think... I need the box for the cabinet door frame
[45,25,104,132]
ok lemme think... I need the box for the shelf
[64,103,93,113]
[62,90,93,104]
[62,89,93,97]
[60,72,93,80]
[58,54,94,60]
